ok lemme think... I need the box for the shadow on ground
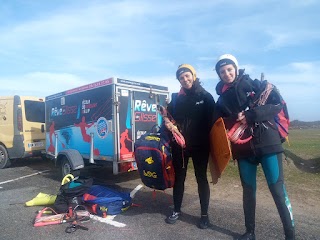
[285,149,320,173]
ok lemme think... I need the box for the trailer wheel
[0,145,11,169]
[60,157,80,179]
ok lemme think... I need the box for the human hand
[165,121,177,131]
[237,111,247,124]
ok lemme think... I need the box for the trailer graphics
[45,78,168,176]
[46,80,113,157]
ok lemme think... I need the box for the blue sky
[0,0,319,121]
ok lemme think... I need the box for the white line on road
[0,170,50,186]
[90,214,126,227]
[130,184,143,198]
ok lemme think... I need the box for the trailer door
[116,87,167,173]
[133,91,167,139]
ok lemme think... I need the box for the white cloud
[0,0,319,121]
[0,72,86,97]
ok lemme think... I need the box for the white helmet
[215,54,239,76]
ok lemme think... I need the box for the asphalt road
[0,158,319,240]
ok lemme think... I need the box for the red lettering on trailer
[134,112,156,122]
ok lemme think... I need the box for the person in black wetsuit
[214,54,295,240]
[163,64,215,229]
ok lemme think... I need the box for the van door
[20,97,45,157]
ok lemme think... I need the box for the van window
[24,100,45,123]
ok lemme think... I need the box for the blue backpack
[134,131,175,191]
[83,185,132,217]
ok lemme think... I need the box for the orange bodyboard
[208,117,232,184]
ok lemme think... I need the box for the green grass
[284,128,320,159]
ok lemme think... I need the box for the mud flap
[57,149,84,171]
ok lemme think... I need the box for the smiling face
[178,71,194,89]
[218,64,237,84]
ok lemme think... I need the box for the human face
[178,72,194,89]
[218,64,236,84]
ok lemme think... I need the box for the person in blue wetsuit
[163,64,215,229]
[213,54,295,240]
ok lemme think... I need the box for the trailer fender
[56,149,84,171]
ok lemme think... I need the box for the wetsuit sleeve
[213,100,238,130]
[244,89,283,124]
[206,93,216,130]
[213,104,222,123]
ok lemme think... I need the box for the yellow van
[0,96,45,168]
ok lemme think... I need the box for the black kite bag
[134,131,175,191]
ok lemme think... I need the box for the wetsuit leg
[192,150,210,215]
[172,147,189,212]
[238,158,258,233]
[261,153,295,239]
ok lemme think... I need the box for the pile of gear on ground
[26,174,132,233]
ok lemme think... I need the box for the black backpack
[54,177,93,213]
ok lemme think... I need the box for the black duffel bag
[54,176,93,213]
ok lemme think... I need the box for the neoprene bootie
[237,231,255,240]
